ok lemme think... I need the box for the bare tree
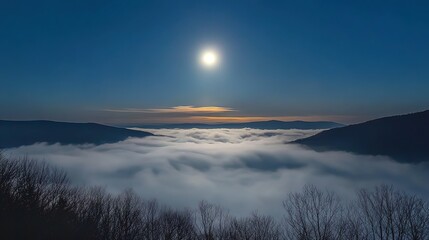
[2,154,429,240]
[248,212,282,240]
[111,190,145,240]
[196,200,230,240]
[141,199,162,240]
[158,207,197,240]
[223,212,281,240]
[225,216,254,240]
[283,185,345,240]
[357,185,429,240]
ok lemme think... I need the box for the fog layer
[7,128,429,217]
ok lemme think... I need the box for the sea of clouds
[6,128,429,217]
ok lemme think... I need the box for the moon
[200,49,219,68]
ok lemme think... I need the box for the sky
[1,0,429,124]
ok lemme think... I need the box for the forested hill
[295,110,429,163]
[0,120,153,148]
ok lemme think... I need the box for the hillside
[0,120,153,148]
[294,110,429,162]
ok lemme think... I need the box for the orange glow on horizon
[106,115,356,125]
[104,106,235,114]
[102,106,360,124]
[149,106,235,113]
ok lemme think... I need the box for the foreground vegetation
[0,154,428,240]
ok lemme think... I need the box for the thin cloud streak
[104,106,236,114]
[101,106,358,124]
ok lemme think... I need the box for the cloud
[104,106,236,114]
[101,105,358,124]
[6,128,429,217]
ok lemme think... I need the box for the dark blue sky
[1,0,429,124]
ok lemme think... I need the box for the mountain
[294,110,429,163]
[132,120,344,130]
[0,120,153,148]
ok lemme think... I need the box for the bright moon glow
[200,50,219,68]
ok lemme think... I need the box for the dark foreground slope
[0,120,153,148]
[1,154,428,240]
[295,110,429,163]
[135,120,344,130]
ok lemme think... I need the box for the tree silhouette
[0,153,428,240]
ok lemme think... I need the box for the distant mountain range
[0,120,153,149]
[294,110,429,163]
[132,120,344,130]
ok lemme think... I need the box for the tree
[357,185,429,240]
[283,185,345,240]
[196,200,229,240]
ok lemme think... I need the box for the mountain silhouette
[0,120,153,148]
[294,110,429,163]
[133,120,344,130]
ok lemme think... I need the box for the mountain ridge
[0,120,153,148]
[294,110,429,163]
[130,120,344,130]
